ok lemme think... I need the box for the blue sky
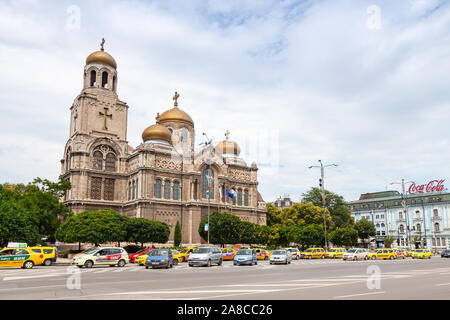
[0,0,449,203]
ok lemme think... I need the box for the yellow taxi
[29,247,57,266]
[325,248,346,259]
[135,253,150,265]
[254,248,270,260]
[411,249,432,259]
[301,248,326,259]
[179,247,197,262]
[367,249,377,260]
[172,250,183,264]
[0,247,44,269]
[374,248,397,260]
[222,248,237,260]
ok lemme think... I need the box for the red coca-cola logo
[408,179,445,194]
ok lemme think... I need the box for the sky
[0,0,449,203]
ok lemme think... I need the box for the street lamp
[308,160,338,251]
[390,179,415,250]
[199,132,213,244]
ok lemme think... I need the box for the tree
[384,236,395,248]
[124,217,170,248]
[278,203,332,227]
[354,219,376,248]
[301,188,354,230]
[329,227,358,247]
[198,212,242,246]
[174,220,182,247]
[295,225,324,249]
[56,209,127,246]
[265,203,282,226]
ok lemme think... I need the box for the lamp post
[390,179,415,250]
[308,160,338,251]
[199,132,213,244]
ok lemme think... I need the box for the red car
[129,248,154,263]
[395,249,407,259]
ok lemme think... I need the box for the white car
[270,249,292,264]
[342,248,369,261]
[286,248,301,260]
[72,247,129,268]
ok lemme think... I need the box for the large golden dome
[215,140,240,156]
[156,91,194,127]
[142,123,172,143]
[86,50,117,69]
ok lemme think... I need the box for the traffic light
[319,179,323,188]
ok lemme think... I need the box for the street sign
[204,224,208,231]
[7,242,27,248]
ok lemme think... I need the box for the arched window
[128,182,131,200]
[112,76,116,91]
[244,190,249,206]
[164,180,171,199]
[434,223,440,232]
[102,71,108,88]
[399,225,405,233]
[154,179,162,198]
[105,153,116,172]
[381,223,385,228]
[416,224,421,233]
[65,149,71,171]
[173,181,180,200]
[135,178,138,199]
[132,180,136,200]
[90,70,96,87]
[92,151,103,170]
[237,189,242,206]
[232,188,236,205]
[376,223,380,228]
[202,168,214,199]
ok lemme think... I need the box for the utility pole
[308,160,338,251]
[200,132,213,244]
[390,179,415,250]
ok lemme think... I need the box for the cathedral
[60,42,267,245]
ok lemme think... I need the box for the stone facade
[60,46,267,246]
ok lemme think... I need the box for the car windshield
[238,249,252,255]
[329,249,337,252]
[82,247,99,254]
[194,248,211,254]
[272,250,286,255]
[135,249,147,254]
[415,250,424,253]
[151,249,169,256]
[305,249,313,252]
[347,249,357,253]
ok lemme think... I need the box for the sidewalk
[54,258,72,266]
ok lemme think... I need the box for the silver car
[286,248,301,260]
[342,248,369,261]
[270,249,292,265]
[188,247,223,267]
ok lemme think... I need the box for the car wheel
[364,256,368,260]
[353,256,357,261]
[207,260,211,267]
[77,265,83,268]
[23,260,34,269]
[264,256,268,260]
[390,256,394,260]
[270,262,273,265]
[182,256,186,262]
[255,261,258,265]
[321,255,325,259]
[188,264,193,267]
[371,256,376,260]
[84,260,93,268]
[43,259,52,266]
[145,266,149,269]
[308,256,312,260]
[173,259,178,265]
[429,256,431,259]
[118,259,126,267]
[218,259,223,266]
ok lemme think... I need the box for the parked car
[222,248,237,260]
[367,249,377,260]
[441,249,450,258]
[179,247,197,262]
[233,249,258,266]
[411,249,432,259]
[342,248,368,261]
[172,250,183,265]
[254,248,271,260]
[188,247,223,267]
[325,248,346,259]
[270,249,292,265]
[129,248,153,263]
[0,247,44,269]
[394,248,407,259]
[286,248,301,260]
[300,248,326,259]
[145,249,174,269]
[29,246,57,266]
[72,247,129,268]
[374,249,396,260]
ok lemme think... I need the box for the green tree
[265,203,282,226]
[174,220,182,247]
[301,188,354,230]
[384,236,395,248]
[124,217,170,247]
[295,225,324,249]
[56,209,127,246]
[354,219,376,248]
[329,227,358,247]
[278,203,332,227]
[198,212,242,246]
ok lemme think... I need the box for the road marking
[3,273,68,281]
[334,291,385,299]
[436,283,450,286]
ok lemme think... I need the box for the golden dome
[157,107,194,127]
[215,140,240,156]
[86,50,117,69]
[142,124,172,143]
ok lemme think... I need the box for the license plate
[153,262,160,265]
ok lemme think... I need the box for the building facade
[60,43,267,245]
[349,183,450,250]
[272,195,296,209]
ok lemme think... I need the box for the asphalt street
[0,257,449,300]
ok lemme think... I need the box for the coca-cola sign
[408,179,446,194]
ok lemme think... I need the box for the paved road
[1,257,449,300]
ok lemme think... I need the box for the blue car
[145,249,174,269]
[233,249,257,266]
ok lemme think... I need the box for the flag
[219,188,223,200]
[226,189,234,198]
